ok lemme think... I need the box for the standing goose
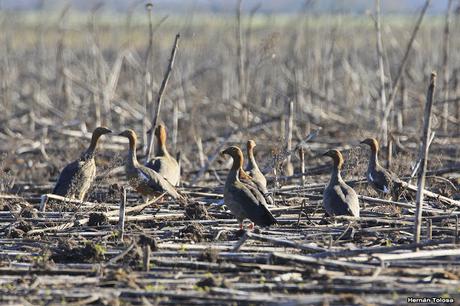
[244,140,274,205]
[222,146,277,229]
[145,124,180,186]
[245,140,267,188]
[53,126,112,200]
[119,129,181,200]
[361,138,402,199]
[323,149,360,218]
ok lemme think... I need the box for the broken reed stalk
[39,193,100,212]
[143,2,154,154]
[428,219,432,240]
[235,0,247,126]
[326,27,336,104]
[146,33,180,161]
[456,71,460,132]
[172,98,179,153]
[386,138,393,169]
[143,244,151,271]
[397,76,407,131]
[195,136,205,169]
[414,72,436,246]
[409,132,435,179]
[285,100,294,174]
[55,4,70,108]
[455,215,459,244]
[441,0,453,132]
[89,4,102,127]
[374,0,388,145]
[299,148,305,186]
[381,0,431,134]
[118,186,126,242]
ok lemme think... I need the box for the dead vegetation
[0,1,460,305]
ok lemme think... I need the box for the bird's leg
[248,222,254,230]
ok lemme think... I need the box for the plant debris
[88,212,109,226]
[51,240,106,263]
[185,202,210,220]
[179,223,205,242]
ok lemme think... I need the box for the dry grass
[0,7,459,305]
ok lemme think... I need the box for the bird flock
[53,124,403,229]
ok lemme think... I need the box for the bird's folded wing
[138,166,181,199]
[53,160,80,194]
[233,182,277,225]
[333,184,357,215]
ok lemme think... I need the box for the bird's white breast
[138,170,150,183]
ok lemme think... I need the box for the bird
[145,124,180,186]
[323,149,360,218]
[361,138,403,200]
[245,140,267,187]
[52,126,112,200]
[244,139,274,205]
[221,146,277,230]
[118,129,182,201]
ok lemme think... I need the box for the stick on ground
[414,72,436,245]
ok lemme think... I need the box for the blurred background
[0,0,459,187]
[0,0,456,14]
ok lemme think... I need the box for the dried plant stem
[143,3,154,154]
[455,216,459,244]
[235,0,247,126]
[143,244,151,271]
[172,99,179,153]
[118,187,126,242]
[441,0,453,132]
[414,72,436,245]
[454,72,460,132]
[381,0,431,133]
[375,0,388,144]
[299,148,305,186]
[285,100,294,167]
[397,76,407,131]
[89,4,103,127]
[428,219,432,240]
[146,33,180,161]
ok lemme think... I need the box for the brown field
[0,3,460,305]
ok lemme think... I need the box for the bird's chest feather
[368,172,374,183]
[77,159,96,179]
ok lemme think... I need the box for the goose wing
[324,183,359,217]
[240,172,274,205]
[145,156,180,186]
[53,160,81,196]
[230,180,277,227]
[369,167,392,194]
[137,165,181,199]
